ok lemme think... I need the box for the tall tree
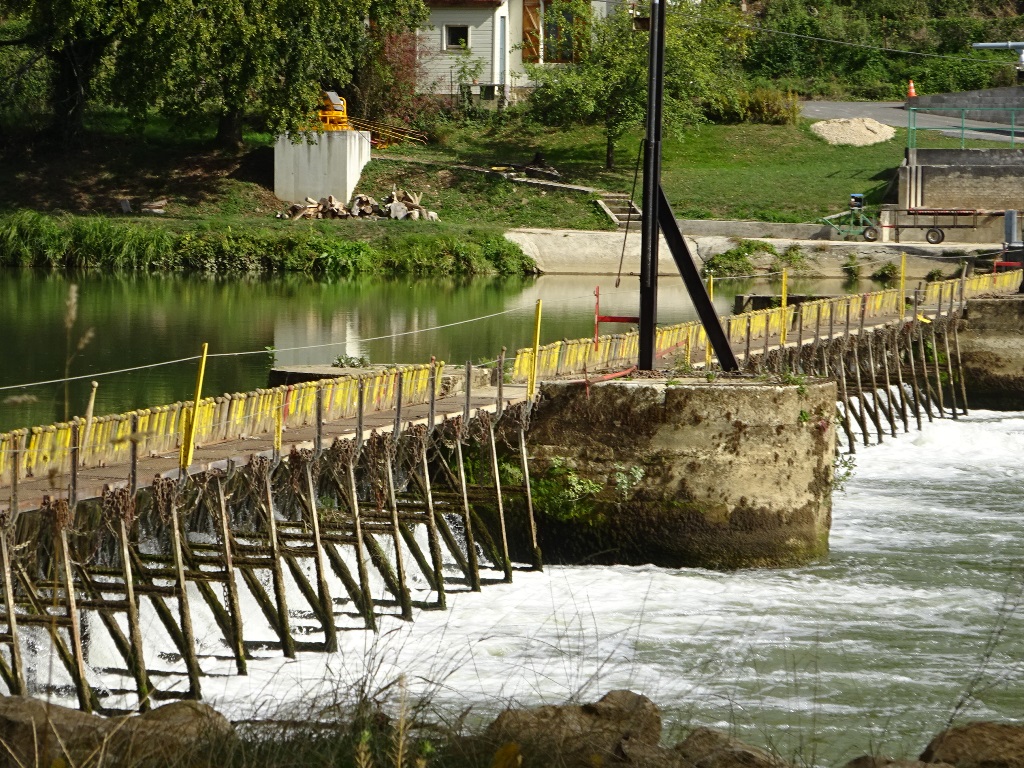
[0,0,134,143]
[527,0,749,169]
[111,0,428,148]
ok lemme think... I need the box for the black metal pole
[639,0,666,369]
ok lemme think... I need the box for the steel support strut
[638,0,737,371]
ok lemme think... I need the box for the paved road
[801,100,1020,143]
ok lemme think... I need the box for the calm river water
[5,271,1021,764]
[0,270,859,432]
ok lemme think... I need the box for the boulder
[675,727,789,768]
[843,756,953,768]
[0,697,233,768]
[109,700,235,765]
[920,722,1024,768]
[484,690,669,767]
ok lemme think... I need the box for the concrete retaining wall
[274,131,372,205]
[505,227,999,276]
[524,378,836,569]
[897,147,1024,236]
[908,85,1024,124]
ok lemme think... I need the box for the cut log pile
[276,187,439,222]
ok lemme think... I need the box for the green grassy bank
[0,210,536,276]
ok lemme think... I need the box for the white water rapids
[28,410,1024,764]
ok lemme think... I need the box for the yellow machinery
[316,90,426,146]
[318,91,351,131]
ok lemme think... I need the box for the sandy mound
[810,117,895,146]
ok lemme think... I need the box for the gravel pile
[810,117,895,146]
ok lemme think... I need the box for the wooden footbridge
[0,269,1019,713]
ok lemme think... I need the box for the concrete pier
[524,377,837,569]
[959,295,1024,409]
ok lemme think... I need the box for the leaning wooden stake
[453,431,481,592]
[304,463,338,651]
[263,471,296,658]
[953,315,969,415]
[346,460,377,631]
[915,318,936,422]
[486,420,513,583]
[384,456,414,621]
[168,496,202,698]
[518,428,542,571]
[886,333,910,433]
[57,523,92,712]
[851,342,876,445]
[419,440,447,610]
[929,325,946,417]
[834,352,857,452]
[215,478,247,674]
[0,526,25,695]
[903,325,924,431]
[865,336,895,438]
[942,326,959,420]
[118,514,151,710]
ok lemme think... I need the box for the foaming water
[30,412,1023,764]
[172,410,1024,763]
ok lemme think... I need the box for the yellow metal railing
[0,363,442,485]
[511,270,1023,382]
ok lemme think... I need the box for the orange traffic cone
[907,79,917,98]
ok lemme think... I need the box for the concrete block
[274,131,372,205]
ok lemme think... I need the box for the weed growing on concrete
[334,354,371,368]
[770,244,808,275]
[833,453,856,492]
[702,239,777,277]
[925,268,946,283]
[841,255,861,283]
[611,463,645,500]
[780,371,807,395]
[532,458,603,525]
[871,261,899,285]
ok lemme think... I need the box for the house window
[544,7,575,63]
[445,25,470,50]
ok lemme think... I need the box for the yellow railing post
[179,343,208,473]
[780,269,788,346]
[528,299,542,398]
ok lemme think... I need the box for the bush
[707,86,800,125]
[871,261,899,284]
[702,239,777,277]
[841,255,862,282]
[769,244,807,274]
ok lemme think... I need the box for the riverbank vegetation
[1,0,1020,275]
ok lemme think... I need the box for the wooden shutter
[523,0,541,63]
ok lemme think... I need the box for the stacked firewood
[278,195,350,220]
[380,186,440,221]
[276,188,439,222]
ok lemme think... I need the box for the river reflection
[0,270,871,432]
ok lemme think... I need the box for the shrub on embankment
[0,211,536,277]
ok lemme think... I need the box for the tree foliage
[0,0,428,146]
[526,0,749,169]
[746,0,1024,99]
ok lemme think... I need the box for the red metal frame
[594,286,639,349]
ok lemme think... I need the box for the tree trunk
[605,131,616,170]
[48,38,107,146]
[216,107,245,150]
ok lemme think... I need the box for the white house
[417,0,609,98]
